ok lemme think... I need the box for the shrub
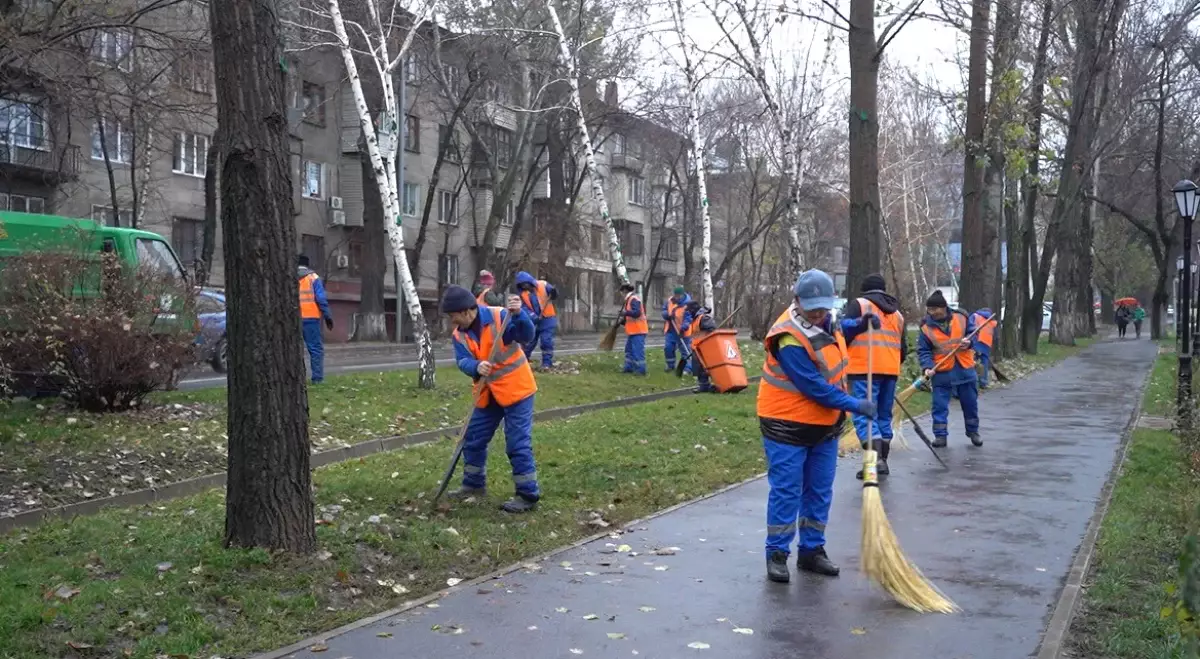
[0,251,196,411]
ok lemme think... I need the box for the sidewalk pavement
[263,338,1157,659]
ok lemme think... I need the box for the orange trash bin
[692,329,748,393]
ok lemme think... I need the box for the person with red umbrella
[1114,298,1137,339]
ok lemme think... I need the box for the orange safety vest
[299,273,321,319]
[623,293,649,335]
[476,286,491,306]
[664,298,688,334]
[691,309,710,339]
[756,306,850,426]
[971,312,995,348]
[922,311,976,372]
[520,280,556,318]
[847,298,904,376]
[453,306,538,408]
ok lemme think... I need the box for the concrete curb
[1033,345,1156,659]
[251,472,770,659]
[0,377,762,534]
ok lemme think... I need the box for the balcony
[0,139,81,184]
[610,153,644,172]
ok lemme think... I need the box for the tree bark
[355,141,388,341]
[212,0,315,552]
[1019,0,1054,354]
[846,0,883,293]
[959,0,991,313]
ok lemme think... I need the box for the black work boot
[500,494,538,514]
[766,550,790,583]
[796,547,840,577]
[932,436,947,448]
[877,440,890,476]
[445,486,486,501]
[968,432,983,447]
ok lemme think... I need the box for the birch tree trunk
[325,0,435,387]
[547,4,629,285]
[670,0,714,309]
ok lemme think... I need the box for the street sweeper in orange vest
[758,269,878,583]
[842,273,906,478]
[971,308,996,388]
[684,300,718,393]
[442,285,542,513]
[619,282,648,375]
[918,290,982,448]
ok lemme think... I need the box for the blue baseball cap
[793,269,836,311]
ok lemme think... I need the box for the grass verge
[1064,350,1193,658]
[0,343,764,517]
[0,392,766,659]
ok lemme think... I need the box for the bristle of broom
[598,325,619,351]
[860,449,958,614]
[839,420,909,455]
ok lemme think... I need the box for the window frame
[92,29,134,72]
[91,204,133,228]
[437,189,458,226]
[627,175,646,206]
[172,132,209,177]
[404,115,419,153]
[171,216,205,268]
[300,81,326,126]
[0,98,47,150]
[438,252,459,286]
[91,117,133,164]
[402,182,420,217]
[302,160,327,199]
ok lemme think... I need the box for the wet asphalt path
[266,338,1157,659]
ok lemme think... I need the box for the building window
[0,193,45,213]
[172,217,204,268]
[402,115,419,153]
[91,30,133,71]
[438,253,459,286]
[477,125,512,168]
[438,124,460,161]
[348,240,364,278]
[0,99,47,149]
[612,133,626,155]
[302,160,326,199]
[301,81,326,126]
[480,79,512,105]
[91,117,132,164]
[301,234,325,274]
[91,204,133,227]
[173,51,212,94]
[627,175,646,206]
[172,132,209,177]
[404,56,419,84]
[590,225,605,255]
[501,201,515,227]
[662,228,679,261]
[442,65,461,94]
[617,220,644,256]
[402,182,419,217]
[438,190,458,226]
[651,278,666,309]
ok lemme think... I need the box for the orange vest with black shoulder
[664,298,689,335]
[757,306,850,426]
[623,293,649,335]
[299,273,321,319]
[476,287,491,306]
[520,281,556,318]
[922,311,976,371]
[971,312,995,348]
[847,298,904,376]
[453,306,538,408]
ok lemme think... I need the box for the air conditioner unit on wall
[329,209,346,226]
[329,196,344,210]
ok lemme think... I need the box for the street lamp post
[1179,256,1186,344]
[1174,179,1199,427]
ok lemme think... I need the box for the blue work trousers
[764,436,838,556]
[931,382,979,439]
[623,333,647,374]
[851,377,896,443]
[663,332,693,374]
[690,351,712,390]
[461,394,540,499]
[301,319,324,383]
[524,321,556,368]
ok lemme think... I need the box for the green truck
[0,210,195,395]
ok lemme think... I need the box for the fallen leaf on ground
[651,547,681,555]
[392,584,409,595]
[560,561,572,567]
[687,642,710,649]
[66,641,94,650]
[654,566,669,571]
[309,642,329,652]
[377,632,393,638]
[556,607,569,613]
[569,650,583,655]
[156,562,173,572]
[617,544,632,552]
[732,628,753,635]
[426,603,440,608]
[716,618,727,622]
[528,625,538,630]
[850,627,867,635]
[583,614,599,620]
[317,550,333,561]
[445,527,460,536]
[607,632,626,639]
[446,578,463,587]
[639,606,656,612]
[52,585,80,600]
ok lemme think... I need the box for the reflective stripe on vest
[520,280,556,318]
[972,313,995,348]
[846,298,904,376]
[299,273,321,319]
[623,293,649,335]
[922,312,976,371]
[756,305,849,426]
[664,299,688,334]
[453,306,539,408]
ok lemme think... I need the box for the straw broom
[599,320,621,351]
[860,325,959,614]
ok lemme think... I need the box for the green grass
[1066,351,1193,658]
[0,393,768,659]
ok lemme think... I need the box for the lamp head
[1174,179,1199,220]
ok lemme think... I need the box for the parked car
[194,288,227,372]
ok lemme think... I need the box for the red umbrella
[1115,297,1138,306]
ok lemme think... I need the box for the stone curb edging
[0,377,762,535]
[1033,347,1156,659]
[250,471,770,659]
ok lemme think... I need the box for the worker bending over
[758,270,877,583]
[685,300,718,393]
[515,271,558,369]
[918,290,982,448]
[842,273,905,478]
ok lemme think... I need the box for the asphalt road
[179,337,667,390]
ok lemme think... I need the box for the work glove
[324,317,334,331]
[855,399,878,419]
[861,313,882,330]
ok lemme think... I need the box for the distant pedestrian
[1133,305,1146,339]
[1115,306,1130,338]
[474,270,504,307]
[619,282,648,375]
[298,255,334,384]
[515,271,558,369]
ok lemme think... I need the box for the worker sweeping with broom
[842,274,905,479]
[919,291,982,448]
[441,285,542,513]
[758,269,878,583]
[619,282,648,375]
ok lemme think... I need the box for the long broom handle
[716,305,742,330]
[866,325,873,444]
